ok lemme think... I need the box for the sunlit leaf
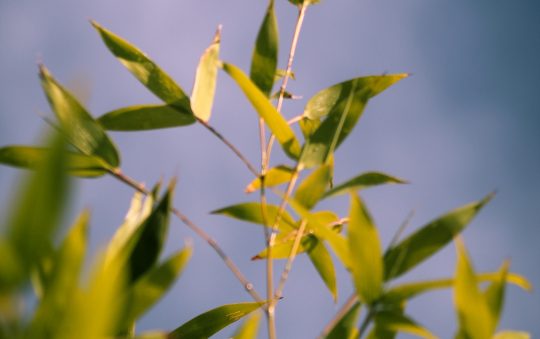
[308,238,338,301]
[169,302,263,339]
[484,261,509,327]
[191,27,221,122]
[348,193,383,304]
[245,165,294,193]
[299,74,407,168]
[323,171,407,199]
[372,311,436,339]
[250,0,278,96]
[493,332,531,339]
[325,302,361,339]
[92,21,192,114]
[211,202,296,232]
[39,65,120,167]
[231,311,262,339]
[222,63,301,159]
[98,105,195,131]
[383,193,494,281]
[295,164,332,210]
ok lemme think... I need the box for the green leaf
[484,261,509,327]
[92,21,192,114]
[250,0,278,96]
[39,65,120,167]
[222,63,301,159]
[245,165,294,193]
[307,238,338,301]
[299,74,407,168]
[169,302,263,339]
[323,171,407,199]
[0,146,111,177]
[454,238,494,339]
[325,302,361,339]
[295,164,332,210]
[98,105,195,131]
[123,246,192,324]
[231,312,262,339]
[211,202,296,232]
[372,311,436,339]
[191,27,221,122]
[383,193,494,281]
[348,193,383,304]
[493,332,531,339]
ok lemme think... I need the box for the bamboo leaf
[231,312,262,339]
[92,21,192,114]
[211,202,296,232]
[383,193,494,281]
[484,261,510,327]
[98,105,195,131]
[307,238,338,301]
[325,302,361,339]
[295,164,332,210]
[191,27,221,122]
[222,63,301,159]
[250,0,278,96]
[245,165,294,193]
[169,302,263,339]
[323,171,407,199]
[372,311,437,339]
[39,65,120,167]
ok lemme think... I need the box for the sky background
[1,0,539,338]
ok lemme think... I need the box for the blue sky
[1,0,539,337]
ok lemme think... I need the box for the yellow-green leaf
[98,105,195,131]
[295,164,332,210]
[231,311,262,339]
[484,261,510,327]
[211,202,296,232]
[372,311,437,339]
[323,171,407,199]
[307,238,338,301]
[325,302,361,339]
[245,165,294,193]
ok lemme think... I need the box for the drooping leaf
[231,311,262,339]
[295,164,332,210]
[0,146,111,177]
[299,74,407,168]
[39,65,120,167]
[323,171,407,199]
[484,260,510,327]
[98,105,195,131]
[222,63,301,159]
[169,302,263,339]
[250,0,278,96]
[372,311,436,339]
[211,202,296,232]
[307,238,338,301]
[383,193,494,281]
[91,21,192,114]
[245,165,294,193]
[493,332,531,339]
[325,302,361,339]
[348,193,383,304]
[191,27,221,122]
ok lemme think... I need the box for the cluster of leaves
[0,0,532,338]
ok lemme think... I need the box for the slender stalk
[274,219,307,300]
[318,293,359,338]
[358,309,375,338]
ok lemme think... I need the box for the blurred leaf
[99,105,195,131]
[493,332,531,339]
[123,246,192,325]
[222,63,301,159]
[288,0,320,5]
[133,332,168,339]
[231,311,262,339]
[91,21,192,114]
[0,145,111,177]
[191,27,221,122]
[295,164,332,210]
[211,202,296,232]
[245,165,294,193]
[348,193,383,304]
[383,193,494,281]
[307,238,338,301]
[299,116,322,139]
[169,302,263,339]
[484,261,510,327]
[323,171,407,199]
[39,65,120,167]
[372,311,436,339]
[250,0,278,97]
[0,241,24,291]
[454,238,494,339]
[299,74,407,168]
[325,302,361,339]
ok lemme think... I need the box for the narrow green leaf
[91,21,192,114]
[169,302,263,339]
[493,332,531,339]
[348,193,383,304]
[39,65,120,167]
[211,202,296,232]
[98,105,195,131]
[307,239,338,301]
[484,261,510,327]
[231,311,262,339]
[0,146,111,177]
[323,172,407,199]
[326,302,361,339]
[454,238,494,339]
[191,27,221,122]
[384,193,494,281]
[299,74,407,168]
[295,164,332,210]
[245,165,294,193]
[222,63,301,159]
[250,0,278,96]
[372,311,437,339]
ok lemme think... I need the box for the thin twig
[358,309,375,338]
[318,293,359,338]
[274,219,307,300]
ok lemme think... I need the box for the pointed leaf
[99,105,195,131]
[484,261,509,327]
[295,164,332,210]
[222,63,301,159]
[250,0,278,96]
[39,65,120,167]
[231,312,262,339]
[326,302,361,339]
[300,74,408,168]
[245,165,294,193]
[323,171,407,199]
[169,302,263,339]
[348,193,383,304]
[373,311,437,339]
[308,238,338,301]
[191,27,221,122]
[211,202,296,232]
[384,193,494,281]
